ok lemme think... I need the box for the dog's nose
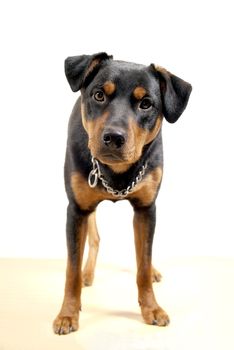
[102,131,126,149]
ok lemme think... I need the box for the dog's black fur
[53,53,192,335]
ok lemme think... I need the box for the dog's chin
[94,152,135,173]
[99,153,126,163]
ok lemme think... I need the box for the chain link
[88,156,148,198]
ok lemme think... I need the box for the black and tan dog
[53,52,192,335]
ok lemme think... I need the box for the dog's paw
[53,315,78,335]
[82,271,94,287]
[141,305,170,326]
[151,266,162,283]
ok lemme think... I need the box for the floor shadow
[82,306,143,328]
[105,309,142,322]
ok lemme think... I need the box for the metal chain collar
[88,156,148,198]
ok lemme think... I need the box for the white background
[0,0,233,264]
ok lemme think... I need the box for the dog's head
[65,53,192,172]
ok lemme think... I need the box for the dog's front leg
[53,203,88,335]
[133,203,170,326]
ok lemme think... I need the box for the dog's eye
[139,98,152,110]
[94,90,105,102]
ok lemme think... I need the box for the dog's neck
[88,156,148,198]
[90,136,159,192]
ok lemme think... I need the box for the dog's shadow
[106,309,142,321]
[82,307,142,328]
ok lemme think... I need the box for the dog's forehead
[93,60,158,91]
[109,60,146,72]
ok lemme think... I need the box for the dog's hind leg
[151,265,162,283]
[82,211,100,286]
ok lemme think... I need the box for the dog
[53,52,192,335]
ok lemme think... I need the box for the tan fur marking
[53,216,87,334]
[71,166,162,209]
[154,65,169,93]
[103,81,116,95]
[82,211,100,286]
[151,266,162,283]
[133,192,169,326]
[133,210,160,323]
[81,99,109,137]
[71,172,113,210]
[108,163,132,173]
[83,58,100,81]
[129,166,163,206]
[127,115,163,162]
[81,99,88,132]
[80,107,110,158]
[145,116,163,144]
[133,86,147,100]
[154,65,168,75]
[128,117,148,162]
[134,211,149,270]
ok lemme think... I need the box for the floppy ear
[151,65,192,123]
[64,52,113,92]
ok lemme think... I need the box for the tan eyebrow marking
[103,81,116,95]
[133,86,147,100]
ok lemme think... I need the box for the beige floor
[0,257,234,350]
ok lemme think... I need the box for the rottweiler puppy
[53,52,192,335]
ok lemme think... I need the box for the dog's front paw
[141,304,170,326]
[53,314,79,335]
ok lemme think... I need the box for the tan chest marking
[71,172,114,210]
[128,166,163,206]
[145,116,163,144]
[71,166,163,210]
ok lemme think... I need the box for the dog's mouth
[94,148,137,165]
[97,152,127,164]
[95,152,136,173]
[88,137,137,167]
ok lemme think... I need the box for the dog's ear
[65,52,113,92]
[151,65,192,123]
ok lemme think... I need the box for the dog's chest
[70,167,162,210]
